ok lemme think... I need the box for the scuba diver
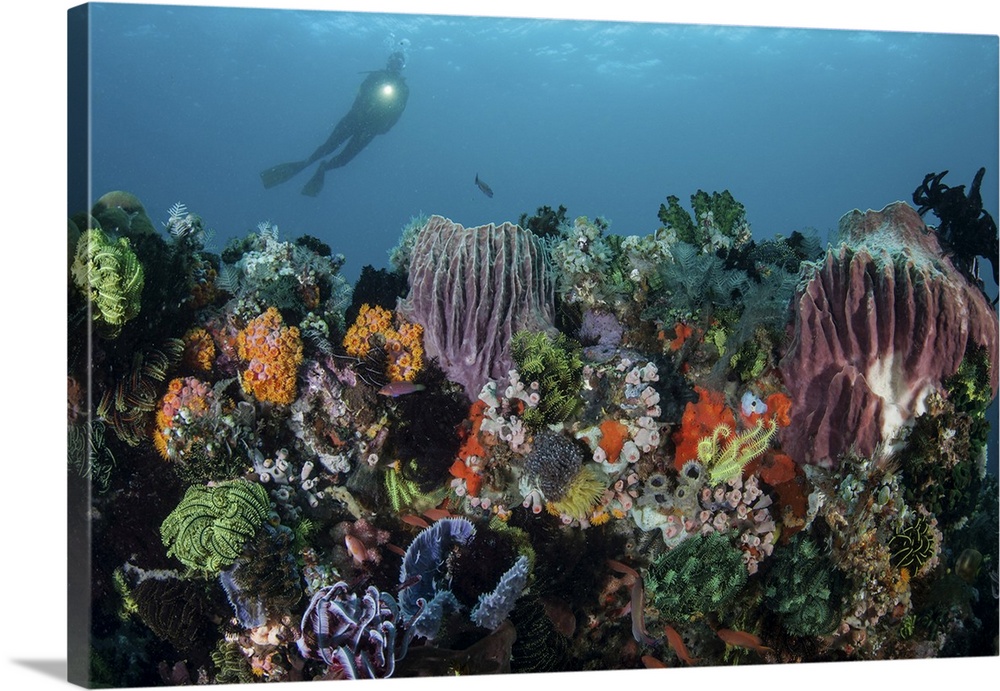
[260,51,409,197]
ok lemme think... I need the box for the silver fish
[474,173,494,198]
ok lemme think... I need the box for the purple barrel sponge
[398,215,556,399]
[779,201,999,467]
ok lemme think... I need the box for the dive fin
[301,167,327,197]
[260,160,309,189]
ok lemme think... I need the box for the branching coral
[236,306,304,405]
[71,227,145,338]
[159,479,270,574]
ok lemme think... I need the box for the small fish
[401,514,430,529]
[344,534,369,565]
[474,173,494,198]
[715,628,772,654]
[641,655,668,669]
[423,507,453,521]
[607,558,641,581]
[386,543,406,557]
[630,579,657,647]
[663,624,699,666]
[378,381,426,397]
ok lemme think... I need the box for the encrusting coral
[236,306,304,405]
[343,303,424,382]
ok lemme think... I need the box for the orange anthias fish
[400,514,430,529]
[423,507,453,521]
[344,535,369,565]
[715,628,772,654]
[663,624,699,666]
[641,655,668,669]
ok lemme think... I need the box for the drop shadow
[11,659,66,682]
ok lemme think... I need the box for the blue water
[88,3,999,289]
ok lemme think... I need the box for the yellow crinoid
[697,417,778,485]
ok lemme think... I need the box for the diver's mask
[386,51,406,73]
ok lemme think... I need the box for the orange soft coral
[599,419,629,464]
[668,322,696,351]
[236,307,303,405]
[153,377,213,459]
[343,304,425,382]
[449,400,488,496]
[672,386,736,472]
[182,327,216,373]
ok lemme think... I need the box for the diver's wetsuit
[260,56,409,196]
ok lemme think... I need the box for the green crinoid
[160,479,270,574]
[644,531,747,622]
[384,460,446,514]
[71,227,145,338]
[511,329,583,429]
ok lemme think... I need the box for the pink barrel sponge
[779,201,998,467]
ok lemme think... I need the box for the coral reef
[70,185,1000,684]
[397,215,556,398]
